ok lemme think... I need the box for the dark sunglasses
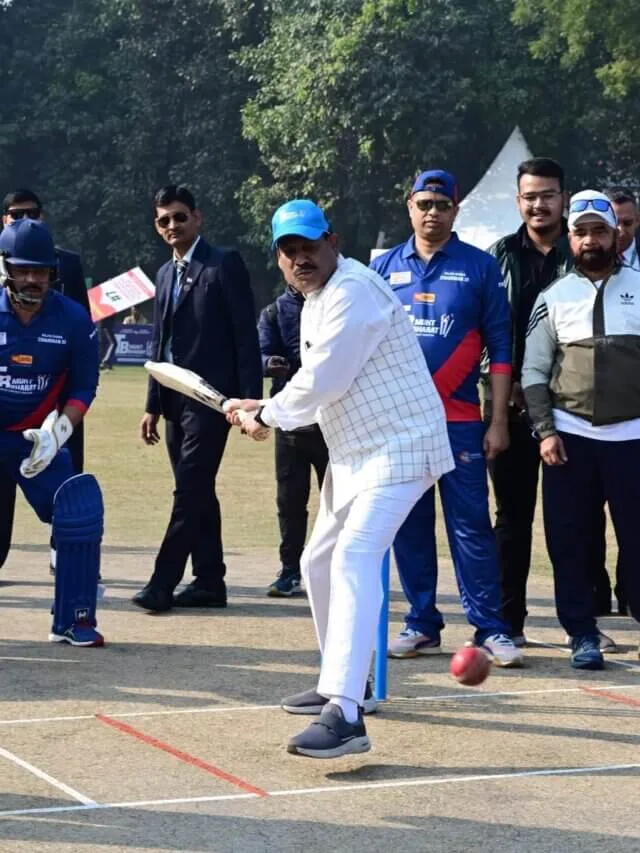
[6,207,41,220]
[414,199,453,213]
[569,198,613,215]
[156,211,189,228]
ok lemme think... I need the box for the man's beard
[575,243,618,274]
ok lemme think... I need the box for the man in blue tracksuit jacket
[371,169,522,667]
[258,286,328,596]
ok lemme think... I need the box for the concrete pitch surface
[1,545,639,853]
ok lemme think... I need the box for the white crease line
[0,705,281,726]
[391,683,640,702]
[0,656,82,664]
[2,682,640,727]
[0,761,638,818]
[0,747,95,805]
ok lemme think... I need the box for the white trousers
[301,471,436,703]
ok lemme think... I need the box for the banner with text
[113,324,154,365]
[88,267,155,322]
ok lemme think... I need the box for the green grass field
[11,367,607,575]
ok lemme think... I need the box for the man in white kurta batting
[228,200,454,758]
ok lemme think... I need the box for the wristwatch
[254,406,269,428]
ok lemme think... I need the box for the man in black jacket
[258,288,328,597]
[133,185,262,612]
[487,158,610,645]
[0,189,90,568]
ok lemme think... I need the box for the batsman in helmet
[0,219,105,646]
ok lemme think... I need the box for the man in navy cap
[371,169,523,667]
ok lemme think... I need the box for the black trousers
[0,425,84,568]
[150,401,230,593]
[543,431,640,636]
[275,426,328,575]
[488,415,608,634]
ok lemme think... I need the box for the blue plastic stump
[374,550,391,701]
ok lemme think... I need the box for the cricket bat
[144,361,251,424]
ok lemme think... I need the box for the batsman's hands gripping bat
[20,409,74,479]
[224,398,271,442]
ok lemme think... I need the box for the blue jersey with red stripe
[0,288,99,431]
[370,234,511,422]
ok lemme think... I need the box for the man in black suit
[133,185,262,612]
[0,189,89,568]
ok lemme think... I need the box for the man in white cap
[228,198,454,758]
[522,190,640,669]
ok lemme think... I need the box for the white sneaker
[482,633,524,668]
[564,631,618,654]
[388,628,442,658]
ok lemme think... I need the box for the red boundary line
[95,713,268,797]
[580,687,640,709]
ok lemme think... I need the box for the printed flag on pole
[88,267,155,322]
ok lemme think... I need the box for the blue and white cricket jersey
[0,288,99,430]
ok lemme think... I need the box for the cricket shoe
[267,571,302,597]
[281,674,377,715]
[49,621,105,647]
[388,628,442,658]
[287,703,371,759]
[570,634,604,670]
[564,630,618,654]
[480,633,524,667]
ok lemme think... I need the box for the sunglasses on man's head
[6,207,41,220]
[569,198,613,215]
[414,199,453,213]
[155,211,189,228]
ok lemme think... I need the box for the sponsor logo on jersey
[0,332,6,345]
[439,313,455,337]
[620,292,634,305]
[458,450,484,463]
[440,271,470,283]
[0,373,50,392]
[11,353,33,366]
[37,333,67,345]
[409,313,456,338]
[414,292,436,304]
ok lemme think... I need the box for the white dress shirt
[262,255,454,509]
[163,236,201,362]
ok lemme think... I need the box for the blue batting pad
[52,474,104,635]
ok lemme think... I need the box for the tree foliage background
[1,0,638,306]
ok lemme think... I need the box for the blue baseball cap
[411,169,460,203]
[271,199,330,248]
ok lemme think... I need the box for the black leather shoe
[132,585,173,612]
[173,583,227,608]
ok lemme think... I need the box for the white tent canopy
[455,127,532,250]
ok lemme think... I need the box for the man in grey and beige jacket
[522,190,640,670]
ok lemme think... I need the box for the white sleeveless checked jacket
[264,256,454,509]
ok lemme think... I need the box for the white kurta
[260,256,454,706]
[262,256,454,510]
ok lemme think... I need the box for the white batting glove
[20,410,74,479]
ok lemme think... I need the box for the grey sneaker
[287,703,371,758]
[388,628,442,658]
[281,675,378,715]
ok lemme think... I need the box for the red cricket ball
[449,645,491,686]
